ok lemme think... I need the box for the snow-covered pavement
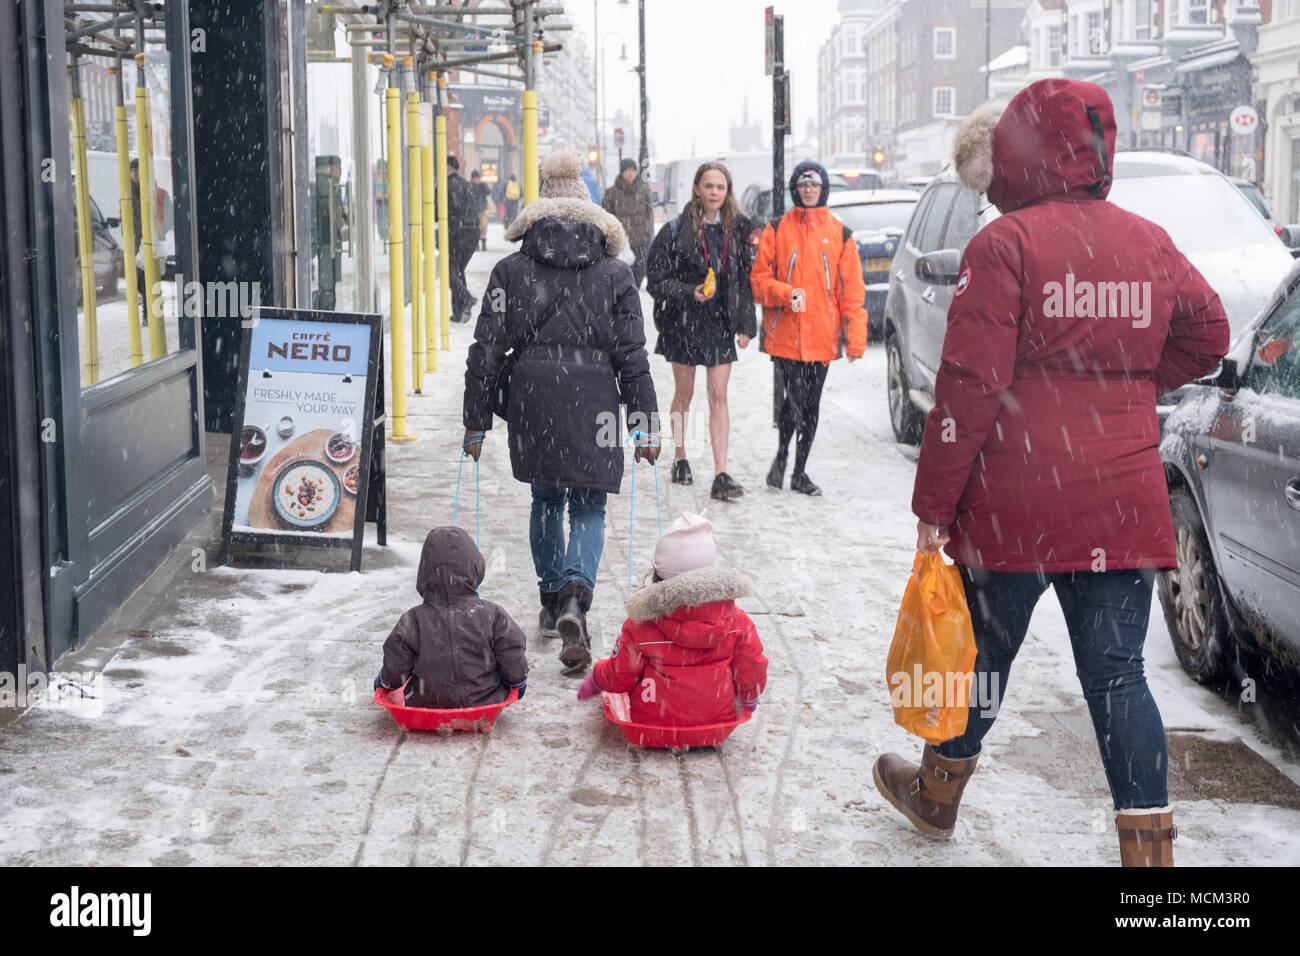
[5,225,1299,866]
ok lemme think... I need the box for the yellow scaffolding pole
[436,75,450,350]
[385,85,416,441]
[112,80,142,368]
[71,93,99,384]
[135,60,165,360]
[405,85,424,394]
[420,98,437,373]
[523,47,540,205]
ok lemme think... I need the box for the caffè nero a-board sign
[219,307,386,571]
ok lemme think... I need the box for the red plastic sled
[373,686,518,735]
[601,692,751,752]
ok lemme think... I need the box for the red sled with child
[578,512,768,752]
[373,526,528,735]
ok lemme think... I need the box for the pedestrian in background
[581,160,603,204]
[503,174,521,226]
[874,79,1229,866]
[750,160,867,497]
[471,170,492,252]
[603,158,654,287]
[647,161,756,502]
[444,155,480,323]
[463,149,660,673]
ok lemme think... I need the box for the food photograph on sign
[230,317,371,538]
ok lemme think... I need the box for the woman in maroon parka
[873,79,1229,866]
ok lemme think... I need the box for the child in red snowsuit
[578,512,767,725]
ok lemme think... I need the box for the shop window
[69,40,186,388]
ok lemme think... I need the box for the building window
[1087,11,1105,52]
[1134,0,1152,38]
[934,27,956,58]
[933,86,956,118]
[1047,25,1063,66]
[1186,0,1209,23]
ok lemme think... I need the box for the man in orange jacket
[750,160,867,495]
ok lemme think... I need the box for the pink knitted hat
[652,511,717,580]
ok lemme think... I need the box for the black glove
[374,671,388,693]
[508,679,527,701]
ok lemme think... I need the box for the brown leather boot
[1116,807,1176,867]
[873,745,979,839]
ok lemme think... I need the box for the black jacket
[464,197,659,493]
[379,526,528,709]
[646,212,758,338]
[446,173,480,231]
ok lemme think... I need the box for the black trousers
[449,227,479,315]
[630,243,650,288]
[773,356,828,475]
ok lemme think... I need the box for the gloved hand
[508,679,527,701]
[463,429,485,461]
[790,288,805,313]
[374,671,388,693]
[576,674,600,700]
[633,433,661,464]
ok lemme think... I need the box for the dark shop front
[2,0,298,679]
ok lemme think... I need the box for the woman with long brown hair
[646,162,757,502]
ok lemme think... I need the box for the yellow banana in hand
[702,267,716,298]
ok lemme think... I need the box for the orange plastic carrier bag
[886,552,978,743]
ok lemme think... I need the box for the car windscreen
[1107,173,1279,256]
[834,201,916,234]
[1234,182,1271,220]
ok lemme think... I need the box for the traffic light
[872,148,886,166]
[587,147,600,165]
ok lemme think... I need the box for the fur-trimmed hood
[624,565,752,623]
[504,196,627,259]
[952,79,1116,214]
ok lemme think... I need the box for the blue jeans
[529,485,607,594]
[935,565,1166,811]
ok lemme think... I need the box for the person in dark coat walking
[647,162,757,501]
[374,526,529,709]
[463,149,661,673]
[873,79,1230,867]
[445,156,481,322]
[603,158,654,287]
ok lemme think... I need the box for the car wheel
[1158,486,1232,683]
[886,335,924,445]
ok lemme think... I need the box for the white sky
[569,0,841,160]
[306,0,844,174]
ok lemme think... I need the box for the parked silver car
[884,150,1297,443]
[1158,260,1300,679]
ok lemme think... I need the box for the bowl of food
[239,425,269,466]
[277,415,295,438]
[343,464,360,496]
[325,431,357,464]
[272,459,341,530]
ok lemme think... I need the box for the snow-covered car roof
[827,188,920,206]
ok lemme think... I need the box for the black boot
[711,472,744,501]
[766,454,787,489]
[790,471,822,496]
[671,459,693,485]
[556,580,593,672]
[538,590,560,638]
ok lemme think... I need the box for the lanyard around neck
[699,220,729,275]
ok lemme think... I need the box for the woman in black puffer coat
[463,150,661,673]
[646,162,756,502]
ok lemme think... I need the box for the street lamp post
[637,0,648,179]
